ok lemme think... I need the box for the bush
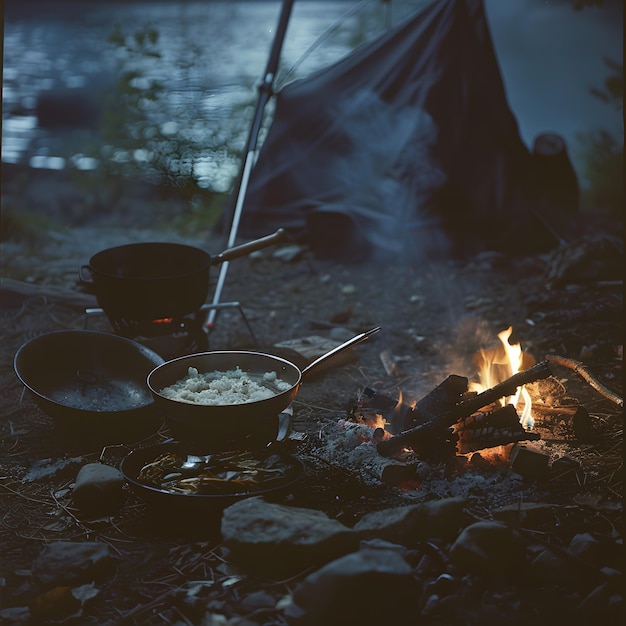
[0,209,56,245]
[575,56,623,214]
[575,130,623,215]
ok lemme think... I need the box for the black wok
[78,229,286,320]
[14,330,165,442]
[146,327,380,452]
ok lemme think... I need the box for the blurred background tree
[567,0,623,215]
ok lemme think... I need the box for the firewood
[359,454,422,486]
[359,375,469,435]
[530,404,578,416]
[357,387,421,435]
[545,354,623,408]
[1,277,96,309]
[377,360,553,457]
[457,430,541,454]
[360,387,398,413]
[405,374,468,430]
[457,404,521,431]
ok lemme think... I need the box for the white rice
[159,366,292,405]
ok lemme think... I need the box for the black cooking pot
[14,330,165,443]
[78,229,286,320]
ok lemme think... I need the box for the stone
[292,548,417,626]
[568,532,603,566]
[72,463,125,515]
[448,521,526,574]
[33,541,118,587]
[529,548,576,585]
[353,497,466,545]
[273,335,355,374]
[0,606,31,623]
[220,497,358,575]
[240,590,276,611]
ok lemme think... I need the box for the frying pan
[78,229,286,320]
[14,330,165,442]
[147,327,381,452]
[120,441,304,514]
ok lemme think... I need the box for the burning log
[405,374,469,430]
[458,429,540,454]
[459,403,523,430]
[455,404,541,454]
[377,360,553,458]
[358,375,469,434]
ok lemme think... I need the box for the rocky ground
[0,168,623,625]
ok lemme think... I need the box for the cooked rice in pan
[159,366,292,405]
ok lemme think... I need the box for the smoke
[325,89,450,261]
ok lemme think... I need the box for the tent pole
[205,0,296,335]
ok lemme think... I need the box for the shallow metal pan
[14,330,165,442]
[146,327,380,451]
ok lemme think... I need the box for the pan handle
[211,229,288,265]
[300,326,381,379]
[78,265,94,284]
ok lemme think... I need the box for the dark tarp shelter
[233,0,573,261]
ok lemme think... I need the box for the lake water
[3,0,412,189]
[3,0,622,190]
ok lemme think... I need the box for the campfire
[353,326,544,458]
[309,325,622,488]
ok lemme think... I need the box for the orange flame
[471,326,534,430]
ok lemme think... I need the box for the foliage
[98,24,245,200]
[166,191,230,235]
[588,57,623,111]
[574,57,623,214]
[99,24,177,184]
[576,130,623,214]
[0,208,56,245]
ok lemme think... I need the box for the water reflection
[3,0,387,190]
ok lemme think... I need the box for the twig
[0,481,53,506]
[545,354,623,408]
[117,589,176,621]
[0,405,24,420]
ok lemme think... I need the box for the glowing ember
[471,326,534,429]
[355,408,388,431]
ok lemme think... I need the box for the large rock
[448,521,526,575]
[33,541,118,587]
[290,548,418,626]
[220,497,358,575]
[353,497,466,545]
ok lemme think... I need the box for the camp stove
[77,231,288,359]
[83,302,257,360]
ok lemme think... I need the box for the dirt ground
[0,170,623,624]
